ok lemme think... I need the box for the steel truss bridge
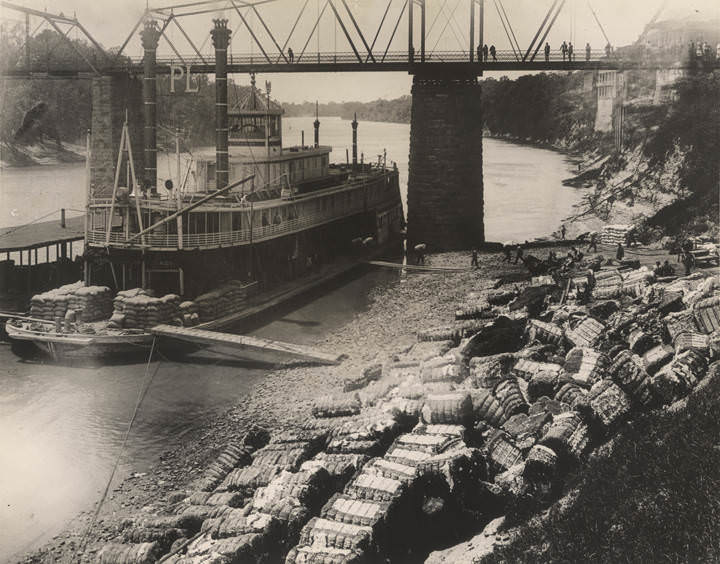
[1,0,716,79]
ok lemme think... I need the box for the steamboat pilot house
[85,85,403,298]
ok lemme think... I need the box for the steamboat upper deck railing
[87,169,399,252]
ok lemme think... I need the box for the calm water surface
[0,117,583,560]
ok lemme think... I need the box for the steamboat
[5,81,403,360]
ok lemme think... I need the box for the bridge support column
[212,19,231,191]
[407,74,484,250]
[90,74,144,197]
[141,20,161,194]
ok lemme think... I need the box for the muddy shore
[21,250,528,563]
[22,239,691,564]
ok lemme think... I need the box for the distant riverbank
[0,140,84,168]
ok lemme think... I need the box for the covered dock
[0,211,84,300]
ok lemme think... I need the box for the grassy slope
[483,365,720,564]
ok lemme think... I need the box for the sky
[1,0,718,103]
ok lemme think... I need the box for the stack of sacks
[600,224,634,245]
[179,300,200,327]
[68,286,113,322]
[120,293,181,330]
[29,281,83,320]
[194,280,256,322]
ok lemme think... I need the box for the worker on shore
[514,243,524,265]
[490,45,497,61]
[587,232,598,253]
[662,260,675,276]
[616,242,624,262]
[471,248,479,269]
[682,251,694,275]
[483,44,489,62]
[586,42,591,61]
[560,224,567,239]
[502,245,512,262]
[544,42,550,62]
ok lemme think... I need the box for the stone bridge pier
[90,74,144,197]
[407,74,484,251]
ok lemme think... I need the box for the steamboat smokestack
[212,18,231,191]
[313,101,320,148]
[352,112,358,170]
[141,19,161,195]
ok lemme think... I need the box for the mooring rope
[78,336,161,556]
[0,208,65,240]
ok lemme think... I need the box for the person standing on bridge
[586,42,591,61]
[561,41,568,61]
[605,42,613,58]
[490,45,497,61]
[288,47,294,63]
[544,42,550,62]
[568,42,574,62]
[483,44,489,62]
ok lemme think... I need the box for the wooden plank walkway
[367,260,470,272]
[150,324,343,365]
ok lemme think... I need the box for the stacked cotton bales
[194,281,256,323]
[68,286,113,322]
[112,291,181,330]
[600,223,635,245]
[29,282,111,322]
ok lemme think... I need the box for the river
[0,117,584,561]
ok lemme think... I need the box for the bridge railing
[2,48,706,74]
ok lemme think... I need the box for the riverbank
[24,238,717,563]
[0,141,84,168]
[20,249,530,563]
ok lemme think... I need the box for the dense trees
[644,71,720,199]
[283,96,411,124]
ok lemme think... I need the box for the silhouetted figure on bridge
[483,44,489,62]
[605,42,612,58]
[477,44,482,61]
[489,45,496,61]
[544,42,550,61]
[561,41,568,61]
[568,42,574,61]
[586,42,591,61]
[288,47,294,63]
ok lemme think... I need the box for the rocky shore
[23,240,720,563]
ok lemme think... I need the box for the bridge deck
[3,49,710,78]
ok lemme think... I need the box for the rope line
[0,208,65,240]
[78,336,161,556]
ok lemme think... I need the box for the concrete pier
[407,74,484,250]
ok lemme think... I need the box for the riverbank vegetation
[483,368,720,563]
